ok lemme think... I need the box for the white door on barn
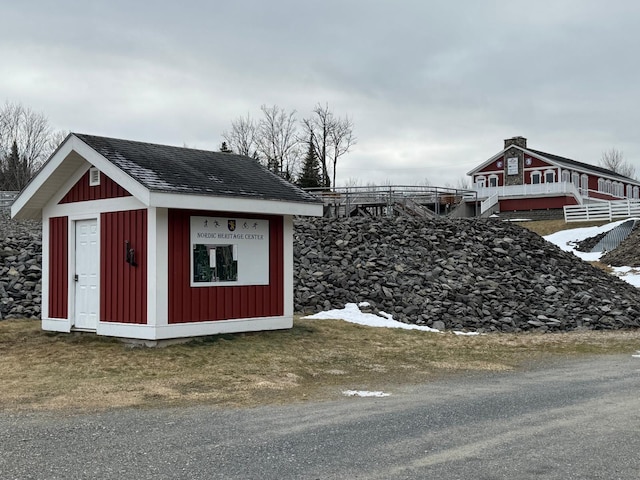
[74,219,99,330]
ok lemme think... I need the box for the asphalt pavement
[1,354,640,479]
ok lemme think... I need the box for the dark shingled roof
[527,148,636,183]
[73,133,321,204]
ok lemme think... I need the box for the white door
[74,219,99,330]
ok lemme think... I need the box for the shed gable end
[59,169,131,204]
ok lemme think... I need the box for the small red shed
[11,133,322,340]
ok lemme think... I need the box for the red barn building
[468,136,640,217]
[11,134,322,341]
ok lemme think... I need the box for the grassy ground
[2,318,640,413]
[514,219,608,236]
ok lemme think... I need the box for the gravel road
[2,354,639,479]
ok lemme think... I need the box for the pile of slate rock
[0,210,42,319]
[294,216,640,333]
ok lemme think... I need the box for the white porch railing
[474,182,583,204]
[480,193,499,215]
[564,199,640,222]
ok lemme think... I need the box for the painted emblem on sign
[228,220,236,231]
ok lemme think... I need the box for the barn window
[572,172,580,188]
[634,186,639,199]
[544,170,555,183]
[598,178,605,192]
[561,170,570,183]
[488,175,498,187]
[531,171,541,184]
[605,179,612,194]
[581,174,589,196]
[89,167,100,186]
[476,176,486,188]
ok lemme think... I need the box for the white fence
[564,199,640,222]
[474,181,583,204]
[480,193,499,215]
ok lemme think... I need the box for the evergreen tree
[0,141,31,190]
[297,135,322,188]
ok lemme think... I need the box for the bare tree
[302,103,356,189]
[256,105,300,180]
[221,113,258,158]
[599,148,636,179]
[329,114,356,190]
[0,102,61,190]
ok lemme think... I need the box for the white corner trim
[42,318,72,333]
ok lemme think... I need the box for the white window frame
[89,167,100,187]
[488,175,499,188]
[572,172,580,189]
[476,176,486,188]
[561,170,570,183]
[581,174,589,196]
[544,169,556,183]
[530,170,542,185]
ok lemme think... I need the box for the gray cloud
[2,0,640,186]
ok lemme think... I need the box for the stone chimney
[504,136,527,149]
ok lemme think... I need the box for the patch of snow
[343,390,391,398]
[544,219,640,286]
[303,303,441,333]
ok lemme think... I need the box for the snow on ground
[342,390,391,398]
[543,219,640,286]
[303,302,479,335]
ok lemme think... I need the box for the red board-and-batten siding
[101,209,148,325]
[48,217,68,318]
[167,209,284,324]
[59,170,131,203]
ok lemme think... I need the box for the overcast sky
[3,0,640,187]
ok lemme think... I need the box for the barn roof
[11,133,323,220]
[526,148,636,183]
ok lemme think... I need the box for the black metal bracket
[125,240,137,267]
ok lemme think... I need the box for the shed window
[89,167,100,186]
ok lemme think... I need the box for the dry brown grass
[2,318,640,413]
[515,219,609,236]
